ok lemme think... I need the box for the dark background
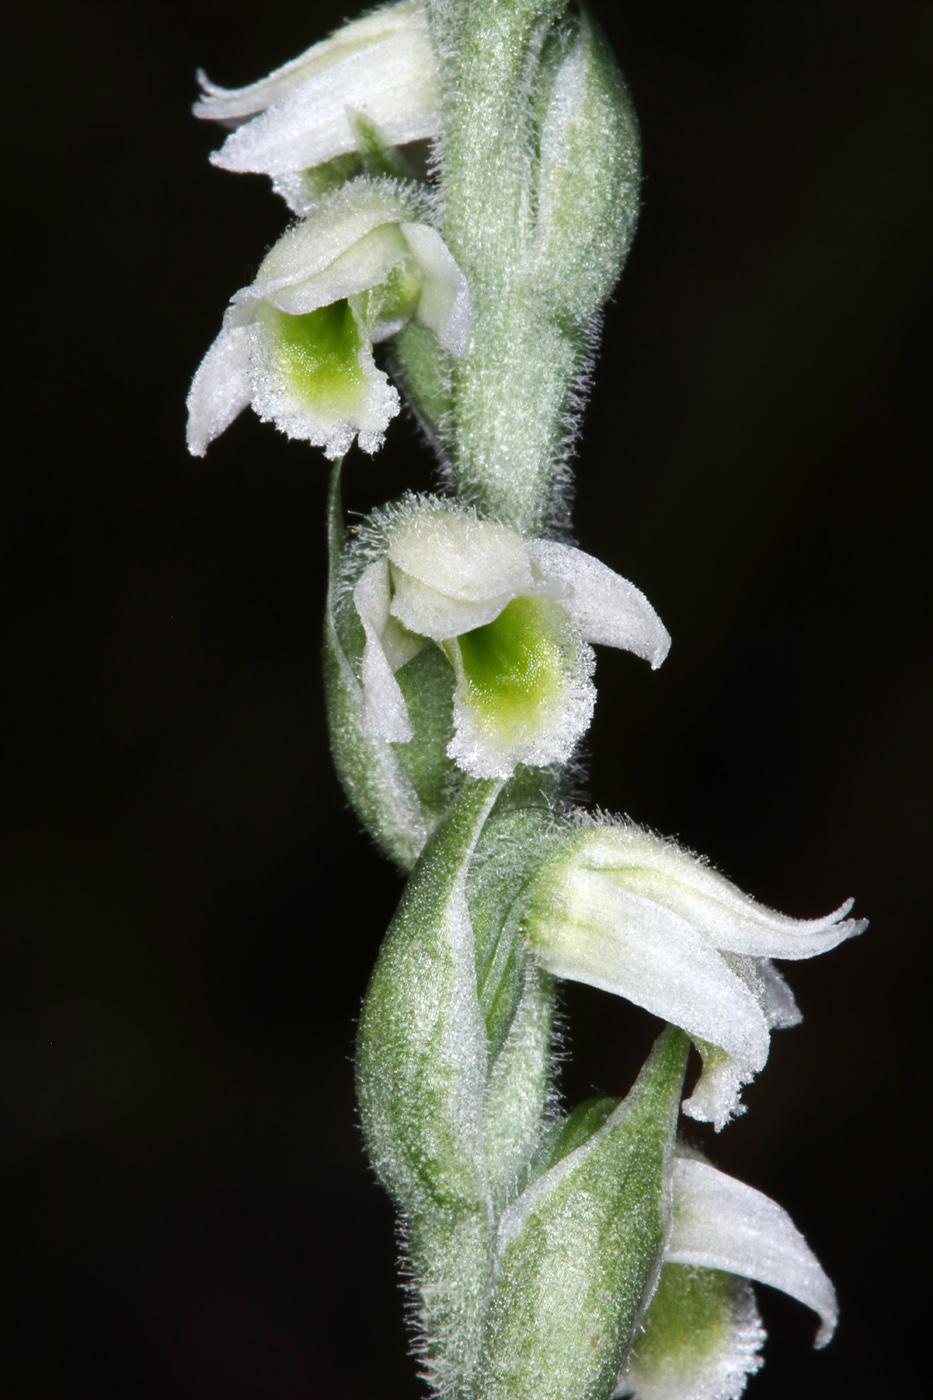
[4,2,930,1396]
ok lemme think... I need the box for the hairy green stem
[433,0,570,532]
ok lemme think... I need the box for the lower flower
[616,1149,838,1400]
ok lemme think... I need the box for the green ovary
[455,597,568,741]
[267,301,366,411]
[628,1264,731,1382]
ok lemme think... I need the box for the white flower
[616,1151,838,1400]
[352,503,670,778]
[194,0,440,212]
[522,820,866,1128]
[186,179,471,460]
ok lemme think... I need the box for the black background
[4,3,930,1396]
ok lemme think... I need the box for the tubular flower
[616,1151,837,1400]
[352,503,670,779]
[194,0,440,213]
[521,819,866,1128]
[186,179,471,459]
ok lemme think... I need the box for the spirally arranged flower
[352,502,670,779]
[521,818,866,1128]
[187,179,471,460]
[194,0,440,213]
[616,1148,838,1400]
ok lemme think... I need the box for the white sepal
[532,870,770,1072]
[196,1,440,182]
[399,221,473,354]
[668,1156,839,1348]
[527,539,670,669]
[353,560,414,742]
[186,324,252,458]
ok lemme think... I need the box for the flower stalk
[187,3,864,1396]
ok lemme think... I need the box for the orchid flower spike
[194,0,440,213]
[187,179,471,460]
[352,502,670,779]
[616,1149,838,1400]
[521,819,866,1128]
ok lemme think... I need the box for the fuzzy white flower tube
[187,179,471,459]
[352,504,670,778]
[522,821,866,1128]
[195,0,440,209]
[616,1153,837,1400]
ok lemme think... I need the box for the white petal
[353,560,413,743]
[755,959,802,1029]
[389,569,519,640]
[527,539,671,669]
[529,870,770,1071]
[194,1,426,122]
[387,511,561,640]
[186,324,252,456]
[235,182,411,309]
[573,825,867,959]
[668,1157,838,1348]
[389,511,536,601]
[208,21,440,177]
[400,221,473,355]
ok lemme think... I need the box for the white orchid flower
[194,1,440,213]
[616,1151,837,1400]
[521,819,866,1128]
[187,179,471,460]
[352,503,670,779]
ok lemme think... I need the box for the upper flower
[186,179,471,460]
[520,818,866,1128]
[352,502,670,779]
[617,1149,838,1400]
[194,0,440,213]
